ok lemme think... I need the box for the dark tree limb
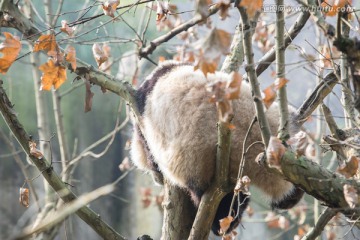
[293,71,338,129]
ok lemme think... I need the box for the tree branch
[0,0,40,40]
[239,7,271,148]
[254,10,311,78]
[275,0,290,140]
[138,0,234,58]
[13,184,115,240]
[293,71,338,129]
[275,151,360,214]
[301,208,338,240]
[0,82,125,240]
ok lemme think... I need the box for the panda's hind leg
[271,187,304,210]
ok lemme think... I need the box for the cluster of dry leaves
[33,34,76,90]
[207,72,242,126]
[0,31,76,90]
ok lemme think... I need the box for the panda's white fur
[130,61,303,234]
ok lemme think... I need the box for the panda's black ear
[211,192,250,236]
[271,187,304,210]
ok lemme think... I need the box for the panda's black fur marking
[131,61,304,236]
[211,192,250,235]
[271,186,304,210]
[135,61,191,114]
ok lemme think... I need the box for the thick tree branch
[0,82,125,240]
[276,151,360,214]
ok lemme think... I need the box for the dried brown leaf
[65,45,77,71]
[47,50,64,65]
[33,34,58,53]
[85,80,94,113]
[217,0,231,20]
[92,43,108,67]
[29,141,44,159]
[338,156,359,178]
[102,0,120,18]
[266,137,286,171]
[343,184,358,208]
[225,72,242,100]
[262,78,289,108]
[119,157,131,171]
[194,55,219,76]
[60,20,76,36]
[0,32,21,74]
[265,212,279,228]
[39,59,67,90]
[234,175,251,194]
[219,216,233,235]
[238,0,263,18]
[19,188,29,208]
[287,131,308,156]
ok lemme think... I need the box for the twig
[301,208,338,240]
[64,103,129,175]
[0,83,125,240]
[13,184,115,240]
[52,91,71,182]
[253,11,311,79]
[139,0,235,58]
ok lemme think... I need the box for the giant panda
[130,61,304,235]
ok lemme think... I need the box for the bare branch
[275,0,290,140]
[293,72,338,129]
[139,1,234,58]
[0,83,125,240]
[13,184,115,240]
[254,11,310,78]
[239,6,271,148]
[301,208,338,240]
